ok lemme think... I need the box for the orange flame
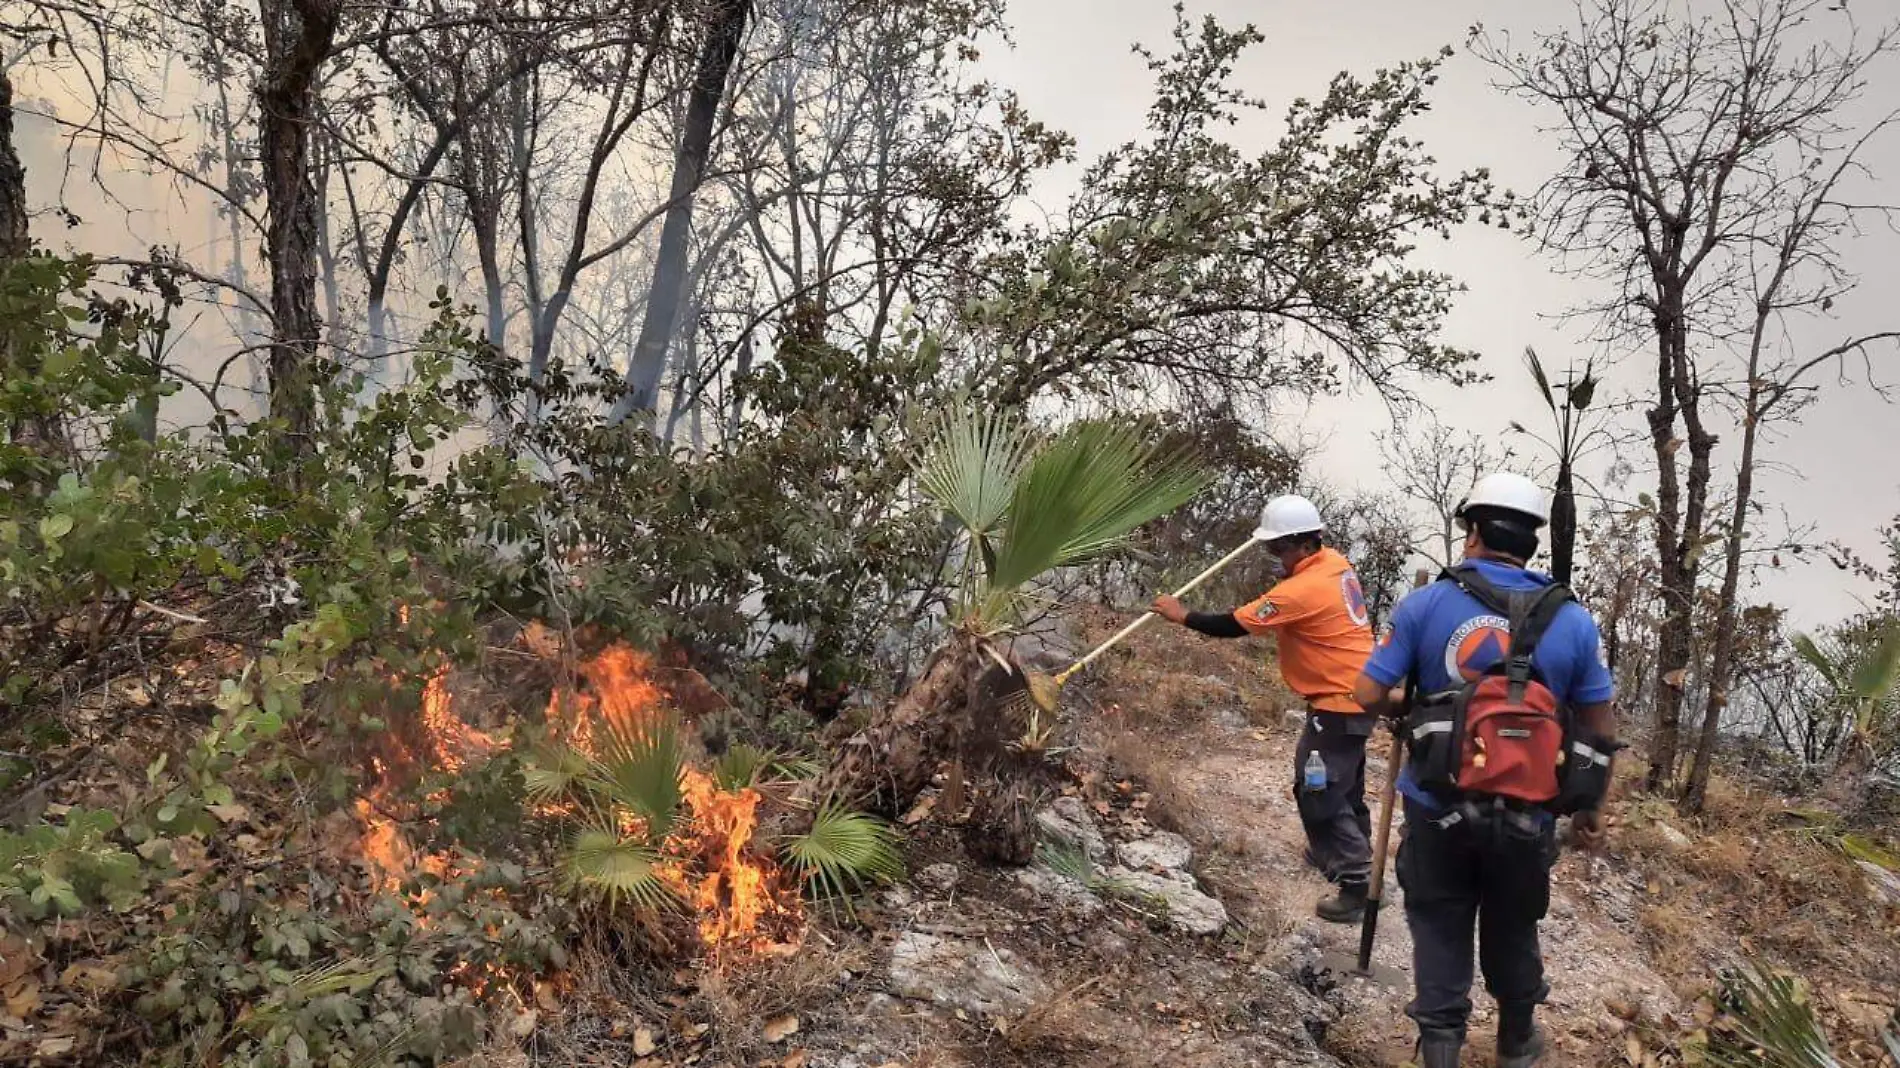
[359,636,802,956]
[421,667,495,773]
[668,767,795,949]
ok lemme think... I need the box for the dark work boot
[1314,884,1367,924]
[1414,1029,1463,1068]
[1496,1017,1546,1068]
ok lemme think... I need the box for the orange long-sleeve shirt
[1234,547,1375,714]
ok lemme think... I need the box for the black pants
[1396,797,1556,1039]
[1294,711,1373,890]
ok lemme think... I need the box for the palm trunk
[803,632,1044,865]
[613,0,750,426]
[810,636,985,813]
[1550,460,1577,585]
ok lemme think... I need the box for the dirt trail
[1076,618,1682,1067]
[1170,723,1676,1065]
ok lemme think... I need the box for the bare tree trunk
[211,76,267,401]
[612,0,751,426]
[1682,393,1756,812]
[0,64,67,466]
[662,294,699,444]
[313,133,342,347]
[726,331,753,439]
[259,0,341,454]
[1646,291,1692,793]
[0,67,24,263]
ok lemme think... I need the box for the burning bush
[350,639,902,960]
[520,644,903,952]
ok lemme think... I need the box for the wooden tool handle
[1056,536,1263,683]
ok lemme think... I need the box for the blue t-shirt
[1364,560,1616,809]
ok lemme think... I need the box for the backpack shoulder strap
[1510,583,1575,657]
[1440,563,1513,618]
[1442,565,1576,691]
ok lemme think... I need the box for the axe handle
[1356,728,1404,972]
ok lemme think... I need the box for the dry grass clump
[992,976,1108,1062]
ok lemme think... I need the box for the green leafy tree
[974,8,1512,412]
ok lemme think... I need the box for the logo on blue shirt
[1445,614,1512,682]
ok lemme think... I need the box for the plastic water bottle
[1303,750,1327,792]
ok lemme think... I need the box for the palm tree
[808,407,1206,862]
[1792,619,1900,801]
[1514,346,1604,585]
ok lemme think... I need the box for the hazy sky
[982,0,1900,627]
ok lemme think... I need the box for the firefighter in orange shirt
[1152,495,1377,923]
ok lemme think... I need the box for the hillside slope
[1059,607,1900,1067]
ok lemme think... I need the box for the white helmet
[1255,495,1325,542]
[1458,472,1550,527]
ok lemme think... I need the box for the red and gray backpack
[1403,564,1613,814]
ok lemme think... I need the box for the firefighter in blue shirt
[1351,473,1618,1068]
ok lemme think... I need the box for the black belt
[1427,796,1546,835]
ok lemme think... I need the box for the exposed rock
[915,862,961,895]
[1857,860,1900,908]
[1014,863,1104,917]
[1209,703,1252,732]
[888,932,1049,1016]
[1282,708,1309,732]
[1106,866,1229,935]
[1085,926,1132,959]
[1035,796,1109,863]
[878,885,915,910]
[1117,830,1193,873]
[1653,822,1693,852]
[1196,674,1242,700]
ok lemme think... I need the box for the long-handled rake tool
[1021,534,1266,715]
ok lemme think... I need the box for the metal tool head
[1312,949,1408,988]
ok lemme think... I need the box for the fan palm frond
[1846,625,1900,733]
[1792,632,1841,689]
[915,406,1035,543]
[584,711,684,841]
[708,743,785,791]
[523,743,592,804]
[780,803,904,899]
[986,420,1206,607]
[560,825,678,912]
[1707,961,1839,1068]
